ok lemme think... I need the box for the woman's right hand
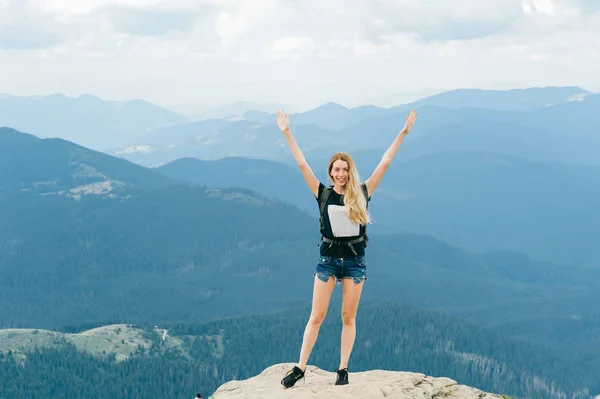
[276,109,291,134]
[276,108,319,196]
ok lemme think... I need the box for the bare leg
[339,278,364,370]
[297,275,336,370]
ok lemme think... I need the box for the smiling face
[329,159,349,187]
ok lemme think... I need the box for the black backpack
[318,185,369,255]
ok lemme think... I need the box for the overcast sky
[1,0,599,112]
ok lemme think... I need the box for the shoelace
[286,367,304,379]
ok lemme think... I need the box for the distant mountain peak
[0,92,189,149]
[0,126,40,142]
[0,128,175,197]
[399,86,591,112]
[115,145,157,155]
[77,93,102,101]
[1,126,29,135]
[313,102,349,112]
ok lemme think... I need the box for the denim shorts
[314,255,368,284]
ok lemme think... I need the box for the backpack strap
[321,236,366,255]
[318,186,332,235]
[361,183,370,205]
[360,183,369,248]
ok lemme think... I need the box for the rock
[210,363,504,399]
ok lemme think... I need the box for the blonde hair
[327,152,371,225]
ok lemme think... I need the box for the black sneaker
[281,366,305,388]
[335,368,349,385]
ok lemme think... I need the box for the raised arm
[365,109,417,195]
[276,109,320,197]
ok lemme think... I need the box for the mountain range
[2,127,600,364]
[2,86,595,161]
[154,147,600,266]
[104,90,600,169]
[1,86,599,398]
[0,93,188,149]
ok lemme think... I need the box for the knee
[309,312,326,326]
[341,312,356,326]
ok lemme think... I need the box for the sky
[1,0,599,112]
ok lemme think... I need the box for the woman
[276,108,418,387]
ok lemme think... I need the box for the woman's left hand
[401,109,418,134]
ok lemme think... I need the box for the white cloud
[526,0,557,14]
[272,36,314,60]
[214,11,250,48]
[353,40,391,57]
[0,1,69,49]
[99,6,202,36]
[364,0,525,41]
[0,0,599,109]
[33,0,211,14]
